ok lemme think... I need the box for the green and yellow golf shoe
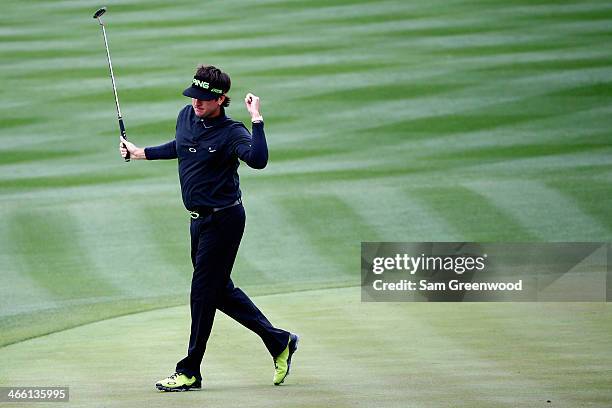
[155,372,201,392]
[273,333,299,385]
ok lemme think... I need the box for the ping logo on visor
[192,77,223,94]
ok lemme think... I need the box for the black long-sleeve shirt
[145,105,268,209]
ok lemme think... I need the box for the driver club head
[93,7,107,19]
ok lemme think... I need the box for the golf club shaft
[99,19,130,161]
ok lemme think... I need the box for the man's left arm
[232,93,268,169]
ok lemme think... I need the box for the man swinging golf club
[120,64,299,391]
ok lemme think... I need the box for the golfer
[120,64,298,391]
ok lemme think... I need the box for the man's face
[191,97,222,118]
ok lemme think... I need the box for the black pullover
[144,105,267,209]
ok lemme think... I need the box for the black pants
[175,204,290,380]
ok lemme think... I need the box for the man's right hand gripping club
[120,136,146,160]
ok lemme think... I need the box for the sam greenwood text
[372,279,523,291]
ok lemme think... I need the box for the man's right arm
[120,136,178,160]
[144,140,177,160]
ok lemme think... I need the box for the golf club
[93,6,129,161]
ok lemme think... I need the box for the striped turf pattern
[1,0,611,363]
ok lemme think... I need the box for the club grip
[118,117,130,162]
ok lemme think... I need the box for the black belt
[188,198,241,219]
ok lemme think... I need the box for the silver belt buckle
[189,211,200,219]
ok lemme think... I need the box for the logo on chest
[187,145,217,154]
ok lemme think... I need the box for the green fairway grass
[1,0,611,406]
[1,288,611,407]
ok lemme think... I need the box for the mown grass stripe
[68,199,190,297]
[238,196,336,284]
[338,184,463,241]
[409,185,536,241]
[249,192,362,284]
[0,252,57,318]
[467,180,610,240]
[276,194,381,276]
[6,209,120,300]
[545,178,612,233]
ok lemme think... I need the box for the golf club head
[93,7,107,19]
